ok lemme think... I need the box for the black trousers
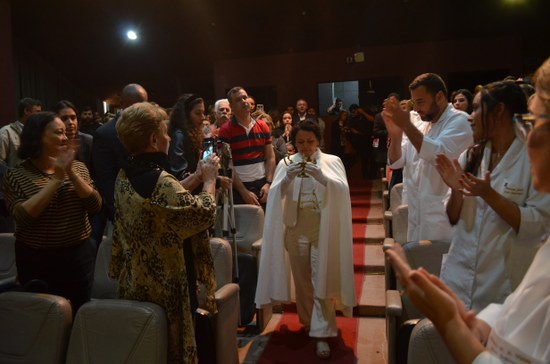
[15,239,96,315]
[233,177,267,209]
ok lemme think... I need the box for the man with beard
[79,106,102,137]
[382,73,472,242]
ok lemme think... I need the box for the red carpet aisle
[258,180,372,363]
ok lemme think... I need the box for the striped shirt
[218,117,272,182]
[2,160,102,248]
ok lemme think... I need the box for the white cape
[254,150,357,316]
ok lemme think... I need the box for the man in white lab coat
[383,73,472,242]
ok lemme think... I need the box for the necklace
[490,149,504,171]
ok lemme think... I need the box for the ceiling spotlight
[127,30,138,40]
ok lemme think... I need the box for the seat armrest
[252,238,263,269]
[214,282,239,307]
[0,277,16,292]
[383,237,395,251]
[385,289,402,317]
[251,239,262,253]
[383,190,390,211]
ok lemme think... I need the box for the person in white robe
[255,121,356,359]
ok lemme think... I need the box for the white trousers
[285,208,337,338]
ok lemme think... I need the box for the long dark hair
[450,89,474,114]
[464,80,527,174]
[168,94,205,171]
[18,112,57,160]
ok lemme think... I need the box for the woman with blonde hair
[109,102,219,363]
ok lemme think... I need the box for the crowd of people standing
[1,55,550,363]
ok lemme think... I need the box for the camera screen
[202,139,215,161]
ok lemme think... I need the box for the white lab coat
[255,150,356,316]
[472,236,550,364]
[440,138,550,312]
[389,104,472,242]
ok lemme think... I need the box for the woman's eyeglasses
[514,113,550,141]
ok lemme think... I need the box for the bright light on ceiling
[126,30,138,40]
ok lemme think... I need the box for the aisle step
[363,244,385,273]
[357,274,386,317]
[364,224,385,244]
[356,317,388,364]
[352,204,384,224]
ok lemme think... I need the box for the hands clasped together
[385,243,490,346]
[50,141,78,181]
[382,96,410,136]
[285,160,327,186]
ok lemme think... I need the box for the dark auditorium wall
[0,0,15,123]
[213,36,523,112]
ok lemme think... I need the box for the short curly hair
[116,102,168,155]
[290,120,321,148]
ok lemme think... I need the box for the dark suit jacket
[91,113,129,221]
[76,131,93,171]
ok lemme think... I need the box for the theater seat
[408,319,454,364]
[216,204,264,255]
[209,237,239,364]
[0,233,16,292]
[214,204,271,331]
[385,239,451,364]
[66,299,167,364]
[91,237,240,364]
[0,291,72,364]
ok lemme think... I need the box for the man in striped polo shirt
[218,86,275,207]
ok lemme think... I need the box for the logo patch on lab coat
[503,181,524,196]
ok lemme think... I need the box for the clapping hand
[435,154,464,191]
[382,96,408,136]
[460,172,492,198]
[51,145,76,181]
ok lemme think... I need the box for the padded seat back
[210,237,233,289]
[234,204,264,253]
[0,291,72,364]
[91,238,118,298]
[215,204,264,254]
[389,183,403,212]
[66,299,167,364]
[392,204,409,245]
[408,318,454,364]
[0,233,16,291]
